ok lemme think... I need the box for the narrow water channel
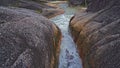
[50,3,83,68]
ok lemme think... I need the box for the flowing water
[50,3,83,68]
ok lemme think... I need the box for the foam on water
[51,3,82,68]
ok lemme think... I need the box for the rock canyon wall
[69,0,120,68]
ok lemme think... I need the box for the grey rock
[87,0,120,12]
[0,7,60,68]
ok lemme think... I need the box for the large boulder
[69,0,120,68]
[0,0,64,18]
[0,7,62,68]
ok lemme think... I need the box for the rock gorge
[0,0,120,68]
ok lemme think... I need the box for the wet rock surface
[0,7,61,68]
[69,0,120,68]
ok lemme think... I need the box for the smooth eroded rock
[69,0,120,68]
[0,7,62,68]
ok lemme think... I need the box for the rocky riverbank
[69,0,120,68]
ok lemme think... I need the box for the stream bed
[50,3,83,68]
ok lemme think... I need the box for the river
[50,3,83,68]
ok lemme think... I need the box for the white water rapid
[50,3,83,68]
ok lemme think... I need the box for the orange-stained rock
[69,1,120,68]
[43,1,66,18]
[51,23,62,68]
[42,8,64,19]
